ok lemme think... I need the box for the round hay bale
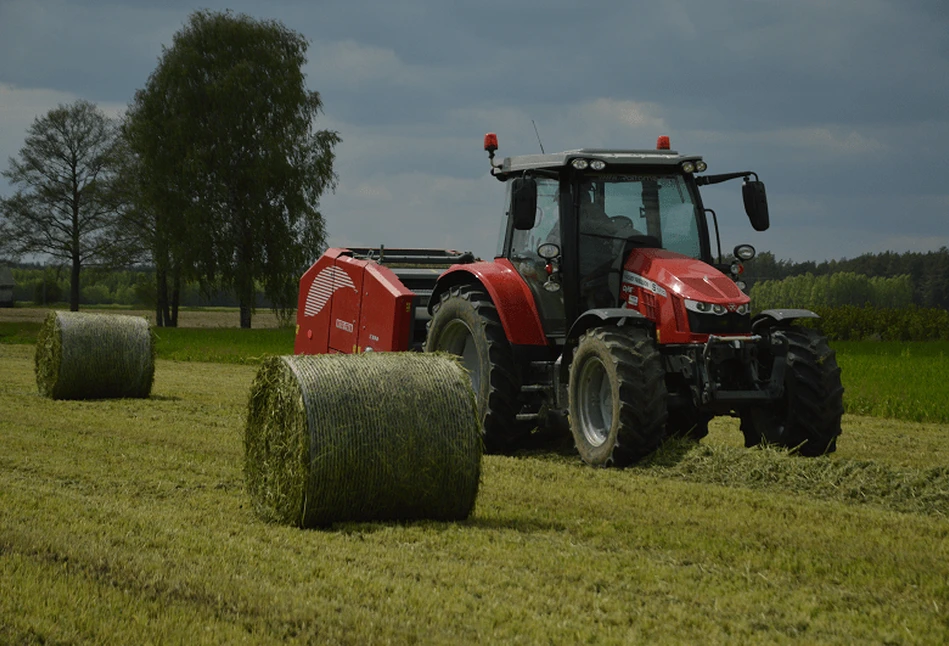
[245,352,482,527]
[34,311,156,400]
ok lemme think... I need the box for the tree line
[7,265,268,310]
[749,272,914,311]
[0,10,339,328]
[743,248,949,309]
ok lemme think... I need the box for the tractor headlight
[684,299,750,316]
[695,160,707,172]
[571,158,589,170]
[681,161,695,173]
[590,159,606,170]
[684,299,712,313]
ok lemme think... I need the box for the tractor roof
[492,148,703,179]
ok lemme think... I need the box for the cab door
[505,176,566,337]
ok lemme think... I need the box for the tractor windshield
[578,174,701,258]
[577,174,702,308]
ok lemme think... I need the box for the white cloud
[759,127,887,156]
[323,170,501,260]
[581,98,668,132]
[308,40,414,88]
[684,124,886,158]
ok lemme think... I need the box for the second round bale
[34,310,155,400]
[245,352,482,527]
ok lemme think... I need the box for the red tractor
[295,134,844,466]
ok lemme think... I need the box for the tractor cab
[485,133,768,344]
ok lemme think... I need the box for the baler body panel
[358,262,415,352]
[295,248,415,355]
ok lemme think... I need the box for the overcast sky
[1,0,947,263]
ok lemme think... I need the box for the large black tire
[740,326,844,456]
[568,326,668,467]
[425,285,527,453]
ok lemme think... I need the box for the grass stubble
[1,342,948,644]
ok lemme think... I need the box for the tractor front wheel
[740,326,844,456]
[425,285,527,452]
[568,326,668,467]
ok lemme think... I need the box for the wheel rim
[436,319,482,395]
[575,355,613,447]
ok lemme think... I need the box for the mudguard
[751,308,819,333]
[566,308,650,344]
[432,259,548,346]
[558,308,652,379]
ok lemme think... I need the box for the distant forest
[3,246,948,310]
[743,247,949,310]
[4,264,263,309]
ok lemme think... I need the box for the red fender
[436,259,548,346]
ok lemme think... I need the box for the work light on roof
[695,160,708,172]
[571,158,589,170]
[590,160,606,170]
[682,161,696,173]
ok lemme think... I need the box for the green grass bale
[34,311,155,400]
[245,352,482,527]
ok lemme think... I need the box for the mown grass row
[639,437,949,517]
[1,344,947,644]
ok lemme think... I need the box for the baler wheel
[568,326,668,467]
[740,326,844,456]
[425,285,527,452]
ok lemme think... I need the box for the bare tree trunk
[69,254,81,312]
[239,300,252,329]
[155,267,169,327]
[236,213,254,329]
[170,269,181,328]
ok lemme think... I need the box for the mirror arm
[705,208,722,264]
[695,171,758,186]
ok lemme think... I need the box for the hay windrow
[244,352,482,527]
[642,439,949,517]
[34,311,156,400]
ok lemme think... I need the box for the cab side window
[510,178,560,258]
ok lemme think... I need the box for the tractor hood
[623,248,749,305]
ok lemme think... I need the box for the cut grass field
[834,341,949,423]
[2,335,949,643]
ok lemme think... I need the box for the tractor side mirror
[742,180,770,232]
[511,177,537,230]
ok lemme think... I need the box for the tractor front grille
[687,311,752,335]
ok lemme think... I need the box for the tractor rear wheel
[568,326,668,467]
[425,285,527,452]
[740,326,844,456]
